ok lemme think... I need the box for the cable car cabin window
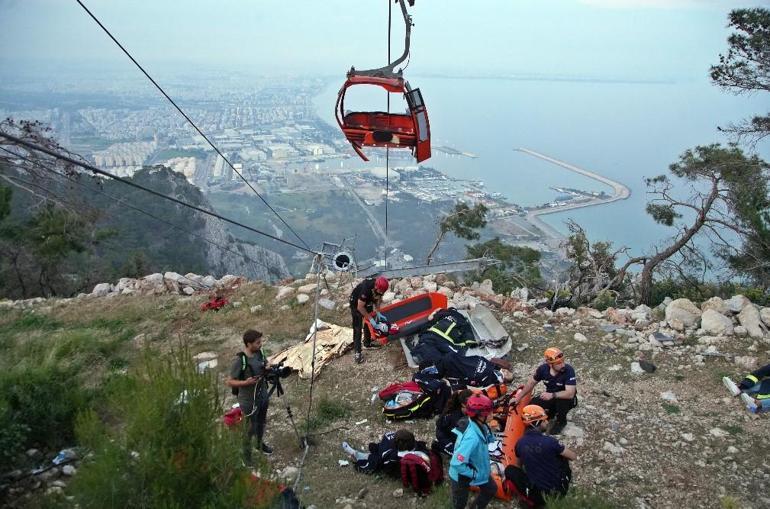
[415,111,429,142]
[405,88,424,110]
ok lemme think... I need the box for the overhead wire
[0,132,316,255]
[74,0,312,251]
[384,0,392,270]
[0,147,283,277]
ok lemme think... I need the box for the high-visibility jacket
[427,308,477,348]
[739,363,770,400]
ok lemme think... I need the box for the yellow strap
[747,374,759,384]
[755,393,770,400]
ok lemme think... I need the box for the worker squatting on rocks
[513,347,577,435]
[348,276,389,364]
[227,329,272,467]
[505,404,577,508]
[449,394,498,509]
[723,362,770,414]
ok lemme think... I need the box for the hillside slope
[1,273,769,509]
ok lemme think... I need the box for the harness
[428,320,475,347]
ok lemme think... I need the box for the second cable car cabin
[335,74,431,163]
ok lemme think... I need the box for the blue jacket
[448,418,494,486]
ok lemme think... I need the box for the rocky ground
[2,272,769,509]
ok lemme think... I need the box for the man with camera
[228,329,272,466]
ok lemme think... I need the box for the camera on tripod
[264,361,292,382]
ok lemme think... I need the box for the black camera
[264,362,292,380]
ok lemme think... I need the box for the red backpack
[400,450,444,495]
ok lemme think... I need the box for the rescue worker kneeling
[505,405,577,509]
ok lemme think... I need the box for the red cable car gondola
[335,0,431,163]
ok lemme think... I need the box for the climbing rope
[384,0,392,269]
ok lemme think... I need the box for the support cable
[74,0,311,251]
[384,0,392,269]
[0,132,316,255]
[0,147,282,276]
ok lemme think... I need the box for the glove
[375,322,389,334]
[368,317,377,327]
[376,311,386,322]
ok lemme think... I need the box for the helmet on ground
[521,404,548,425]
[375,276,389,293]
[544,347,564,365]
[464,394,494,418]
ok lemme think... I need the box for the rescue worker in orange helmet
[504,404,576,508]
[512,347,577,435]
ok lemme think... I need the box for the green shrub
[70,348,275,508]
[591,290,617,311]
[0,398,30,472]
[302,396,351,432]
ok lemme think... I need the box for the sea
[312,75,769,257]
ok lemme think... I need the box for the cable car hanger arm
[349,0,414,79]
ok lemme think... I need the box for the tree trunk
[426,229,446,266]
[639,264,654,306]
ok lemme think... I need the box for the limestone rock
[297,283,318,294]
[574,332,588,343]
[734,325,748,337]
[91,283,113,297]
[734,356,757,371]
[738,305,766,339]
[727,295,752,313]
[437,286,454,299]
[476,279,495,296]
[297,294,310,305]
[275,286,295,301]
[510,287,529,301]
[410,277,423,289]
[382,291,395,304]
[665,299,701,329]
[760,307,770,328]
[318,298,336,310]
[701,296,729,315]
[700,309,734,336]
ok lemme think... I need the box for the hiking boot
[355,352,364,364]
[549,421,567,435]
[363,340,381,349]
[740,393,759,414]
[723,377,741,397]
[260,443,273,454]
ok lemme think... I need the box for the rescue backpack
[399,449,444,496]
[378,375,450,420]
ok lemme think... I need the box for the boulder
[296,294,310,305]
[510,287,529,301]
[437,286,454,299]
[275,286,295,301]
[760,307,770,328]
[476,279,495,296]
[665,299,701,329]
[382,291,395,304]
[734,325,748,337]
[395,278,411,293]
[701,296,729,315]
[424,281,438,293]
[318,298,336,310]
[182,286,194,296]
[727,295,752,313]
[555,307,575,317]
[297,283,318,294]
[606,307,630,325]
[631,304,652,322]
[201,275,217,288]
[217,275,241,288]
[91,283,113,297]
[700,309,734,336]
[574,332,588,343]
[115,278,137,292]
[410,277,423,289]
[435,274,448,285]
[738,305,766,339]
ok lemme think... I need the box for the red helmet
[464,394,494,419]
[375,276,389,293]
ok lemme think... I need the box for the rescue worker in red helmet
[504,404,576,508]
[448,394,497,509]
[348,276,389,364]
[512,347,577,435]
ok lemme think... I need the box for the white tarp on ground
[268,320,353,379]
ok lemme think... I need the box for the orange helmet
[544,347,564,365]
[521,404,548,425]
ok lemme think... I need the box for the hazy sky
[1,0,768,79]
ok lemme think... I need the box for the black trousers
[531,394,576,424]
[241,392,269,463]
[450,475,497,509]
[505,465,570,509]
[350,305,372,354]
